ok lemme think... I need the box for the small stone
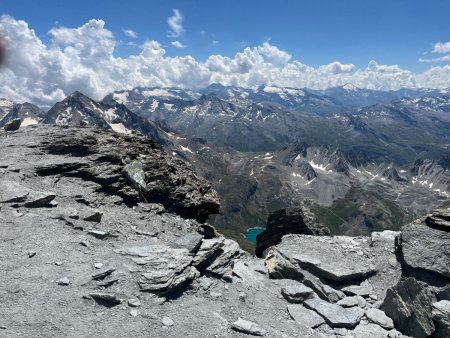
[152,297,166,305]
[24,193,56,208]
[87,230,109,239]
[89,293,122,306]
[231,318,266,336]
[79,240,90,247]
[162,316,174,327]
[92,268,115,280]
[83,210,103,223]
[365,308,394,330]
[28,251,36,258]
[210,291,222,298]
[342,280,374,297]
[49,200,59,207]
[142,311,158,320]
[129,309,138,317]
[93,263,103,269]
[57,277,70,286]
[128,298,141,307]
[281,283,315,303]
[239,292,247,302]
[337,296,366,308]
[55,261,63,266]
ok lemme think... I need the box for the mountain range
[1,83,450,251]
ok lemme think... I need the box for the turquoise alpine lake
[245,228,264,243]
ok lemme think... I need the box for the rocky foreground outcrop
[0,125,449,337]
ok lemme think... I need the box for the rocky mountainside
[43,91,167,144]
[102,85,450,248]
[0,98,43,128]
[1,124,449,337]
[2,85,450,251]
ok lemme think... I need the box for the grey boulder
[400,217,450,280]
[3,118,21,131]
[192,237,243,279]
[231,318,266,336]
[365,308,394,330]
[269,234,376,283]
[115,245,199,295]
[381,277,436,338]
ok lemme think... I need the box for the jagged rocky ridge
[1,124,449,337]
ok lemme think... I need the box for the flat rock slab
[349,323,391,338]
[0,179,29,203]
[168,232,204,253]
[115,245,199,294]
[342,280,374,297]
[337,296,366,308]
[281,283,315,303]
[401,222,450,279]
[287,304,325,328]
[231,318,266,336]
[24,193,56,208]
[303,298,364,329]
[273,235,376,283]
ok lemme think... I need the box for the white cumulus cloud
[418,54,450,63]
[123,29,137,38]
[167,9,184,38]
[0,15,449,107]
[171,40,186,49]
[432,41,450,54]
[418,41,450,63]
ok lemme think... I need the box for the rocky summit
[0,124,449,338]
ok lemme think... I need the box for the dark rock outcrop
[3,118,21,131]
[380,207,450,338]
[255,207,330,257]
[382,278,436,338]
[34,126,220,222]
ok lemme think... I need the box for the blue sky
[2,0,449,71]
[1,0,449,105]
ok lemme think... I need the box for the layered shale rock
[33,126,220,222]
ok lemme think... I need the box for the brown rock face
[255,206,330,257]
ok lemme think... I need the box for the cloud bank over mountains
[0,15,449,106]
